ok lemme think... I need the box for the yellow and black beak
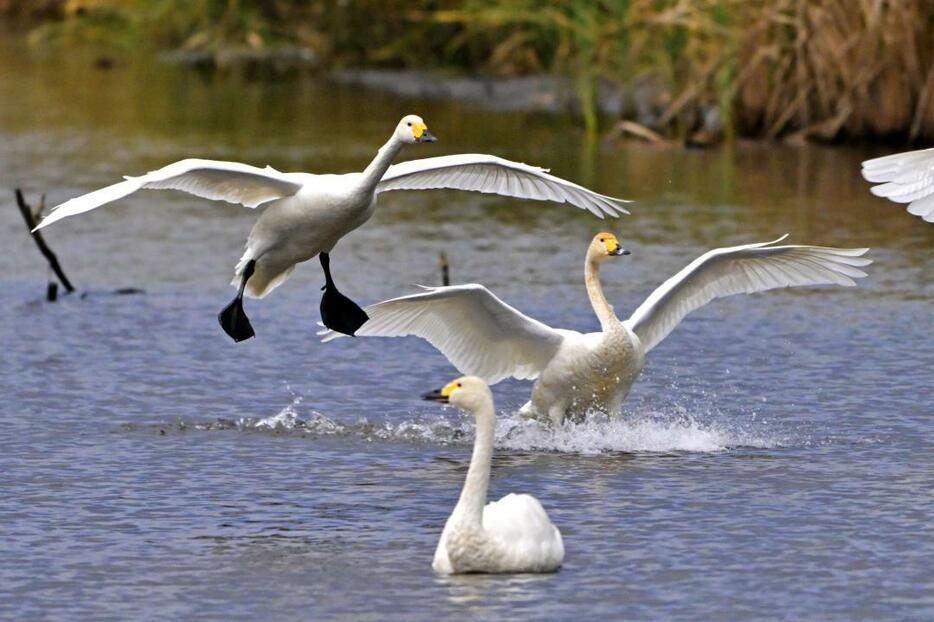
[604,237,631,256]
[416,129,438,143]
[422,379,457,403]
[412,120,438,143]
[422,387,448,402]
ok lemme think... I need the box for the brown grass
[5,0,934,141]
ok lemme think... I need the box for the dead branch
[15,189,76,295]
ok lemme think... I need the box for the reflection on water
[1,34,932,622]
[437,571,559,611]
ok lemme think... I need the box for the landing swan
[34,115,630,342]
[423,376,564,574]
[862,148,934,222]
[325,233,871,424]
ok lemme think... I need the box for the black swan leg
[218,260,256,342]
[319,252,368,336]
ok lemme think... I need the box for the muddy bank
[330,69,720,144]
[331,69,621,115]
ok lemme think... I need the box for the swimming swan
[862,148,934,222]
[325,233,871,424]
[33,115,630,342]
[423,376,564,574]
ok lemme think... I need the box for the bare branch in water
[15,189,76,296]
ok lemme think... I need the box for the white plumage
[623,235,872,353]
[34,115,629,341]
[426,376,564,574]
[326,234,871,424]
[36,159,304,231]
[330,284,565,383]
[378,153,629,218]
[861,148,934,222]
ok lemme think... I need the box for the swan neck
[361,136,404,191]
[453,400,495,528]
[585,256,617,329]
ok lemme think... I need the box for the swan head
[395,114,438,144]
[589,232,630,262]
[422,375,491,412]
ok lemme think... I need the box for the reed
[6,0,934,141]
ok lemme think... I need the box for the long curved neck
[452,399,495,529]
[360,136,404,192]
[585,255,618,330]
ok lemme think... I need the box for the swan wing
[34,158,304,230]
[483,493,564,571]
[862,148,934,222]
[624,236,872,354]
[376,153,630,219]
[320,284,565,384]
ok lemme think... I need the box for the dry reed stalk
[10,0,934,140]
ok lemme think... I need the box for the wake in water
[138,395,787,455]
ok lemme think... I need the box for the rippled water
[1,37,932,621]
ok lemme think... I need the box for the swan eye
[456,383,462,388]
[407,122,412,127]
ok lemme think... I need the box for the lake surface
[1,37,932,621]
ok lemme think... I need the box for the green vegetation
[5,0,934,142]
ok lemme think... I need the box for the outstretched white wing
[35,158,304,230]
[624,236,872,354]
[320,284,566,384]
[862,148,934,222]
[377,153,630,219]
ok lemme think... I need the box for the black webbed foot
[320,285,368,336]
[218,297,255,342]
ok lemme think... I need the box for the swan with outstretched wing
[35,115,629,342]
[324,233,871,423]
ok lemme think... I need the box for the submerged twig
[439,252,450,286]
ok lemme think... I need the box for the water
[1,38,932,621]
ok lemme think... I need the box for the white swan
[862,148,934,222]
[34,115,630,342]
[325,233,871,424]
[423,376,564,574]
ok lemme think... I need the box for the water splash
[139,397,786,455]
[495,410,781,454]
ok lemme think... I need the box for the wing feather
[861,148,934,222]
[376,153,630,218]
[34,158,304,230]
[320,284,565,384]
[624,236,872,353]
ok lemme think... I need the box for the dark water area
[1,37,932,621]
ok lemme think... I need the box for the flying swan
[324,233,871,424]
[862,148,934,222]
[423,375,564,574]
[33,115,630,342]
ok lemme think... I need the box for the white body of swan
[862,148,934,222]
[325,233,871,424]
[33,115,629,340]
[424,376,564,574]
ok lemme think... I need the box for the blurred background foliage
[2,0,934,142]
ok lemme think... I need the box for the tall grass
[6,0,934,141]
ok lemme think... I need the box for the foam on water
[494,411,780,454]
[163,396,788,455]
